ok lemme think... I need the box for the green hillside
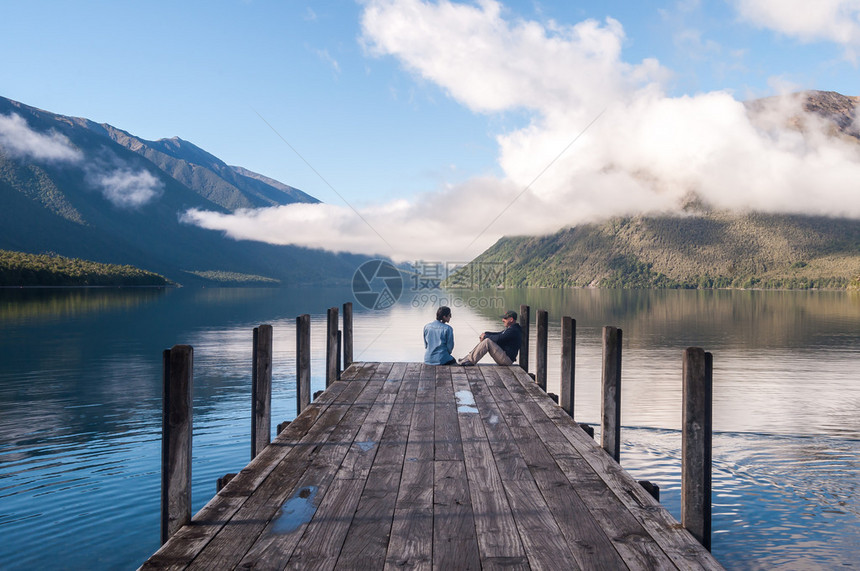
[0,249,171,286]
[460,212,860,290]
[0,95,371,286]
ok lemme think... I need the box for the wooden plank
[141,367,362,570]
[466,367,582,570]
[486,366,627,570]
[463,367,530,482]
[433,365,463,461]
[385,364,436,570]
[287,364,402,568]
[450,367,527,567]
[179,365,382,570]
[231,368,389,569]
[434,460,481,570]
[503,365,723,571]
[495,365,673,570]
[335,362,413,569]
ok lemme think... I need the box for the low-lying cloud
[182,0,860,261]
[0,113,83,162]
[0,112,163,209]
[87,167,164,209]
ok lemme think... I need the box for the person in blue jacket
[424,306,456,365]
[458,310,522,366]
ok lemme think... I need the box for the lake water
[1,286,859,569]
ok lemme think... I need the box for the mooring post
[601,326,622,463]
[161,345,193,545]
[519,304,530,372]
[343,301,353,369]
[337,330,342,380]
[326,307,338,387]
[682,347,713,551]
[251,324,273,460]
[536,309,548,391]
[296,314,311,412]
[560,316,576,418]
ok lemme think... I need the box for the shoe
[458,358,474,366]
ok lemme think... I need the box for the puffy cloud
[89,168,164,208]
[732,0,860,46]
[0,113,83,162]
[183,0,860,261]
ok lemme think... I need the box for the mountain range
[461,210,860,289]
[458,91,860,290]
[0,95,366,286]
[3,91,860,290]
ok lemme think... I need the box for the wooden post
[251,324,273,460]
[560,316,576,418]
[161,345,193,545]
[337,330,343,380]
[519,304,530,371]
[601,326,622,463]
[296,314,311,413]
[536,309,548,391]
[343,301,353,369]
[326,307,338,387]
[682,347,713,551]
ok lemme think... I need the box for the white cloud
[182,0,860,261]
[732,0,860,47]
[0,113,83,162]
[316,48,342,73]
[89,168,164,208]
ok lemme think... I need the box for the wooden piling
[337,330,342,380]
[560,316,576,419]
[343,302,353,369]
[601,326,622,463]
[251,324,273,460]
[326,307,338,387]
[519,304,530,371]
[682,347,713,551]
[161,345,193,545]
[296,314,311,413]
[536,309,548,391]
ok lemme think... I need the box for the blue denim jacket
[423,320,454,365]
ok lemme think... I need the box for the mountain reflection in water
[0,287,858,570]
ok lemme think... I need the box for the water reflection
[1,287,859,570]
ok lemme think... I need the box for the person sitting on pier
[458,310,522,366]
[424,306,456,365]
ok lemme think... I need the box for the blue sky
[4,1,860,260]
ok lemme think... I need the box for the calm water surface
[0,287,858,569]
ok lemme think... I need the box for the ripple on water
[620,427,860,570]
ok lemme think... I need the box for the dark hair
[436,306,451,321]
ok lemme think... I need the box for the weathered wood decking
[142,362,723,570]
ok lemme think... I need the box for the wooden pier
[142,360,722,569]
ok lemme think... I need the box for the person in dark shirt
[458,310,522,366]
